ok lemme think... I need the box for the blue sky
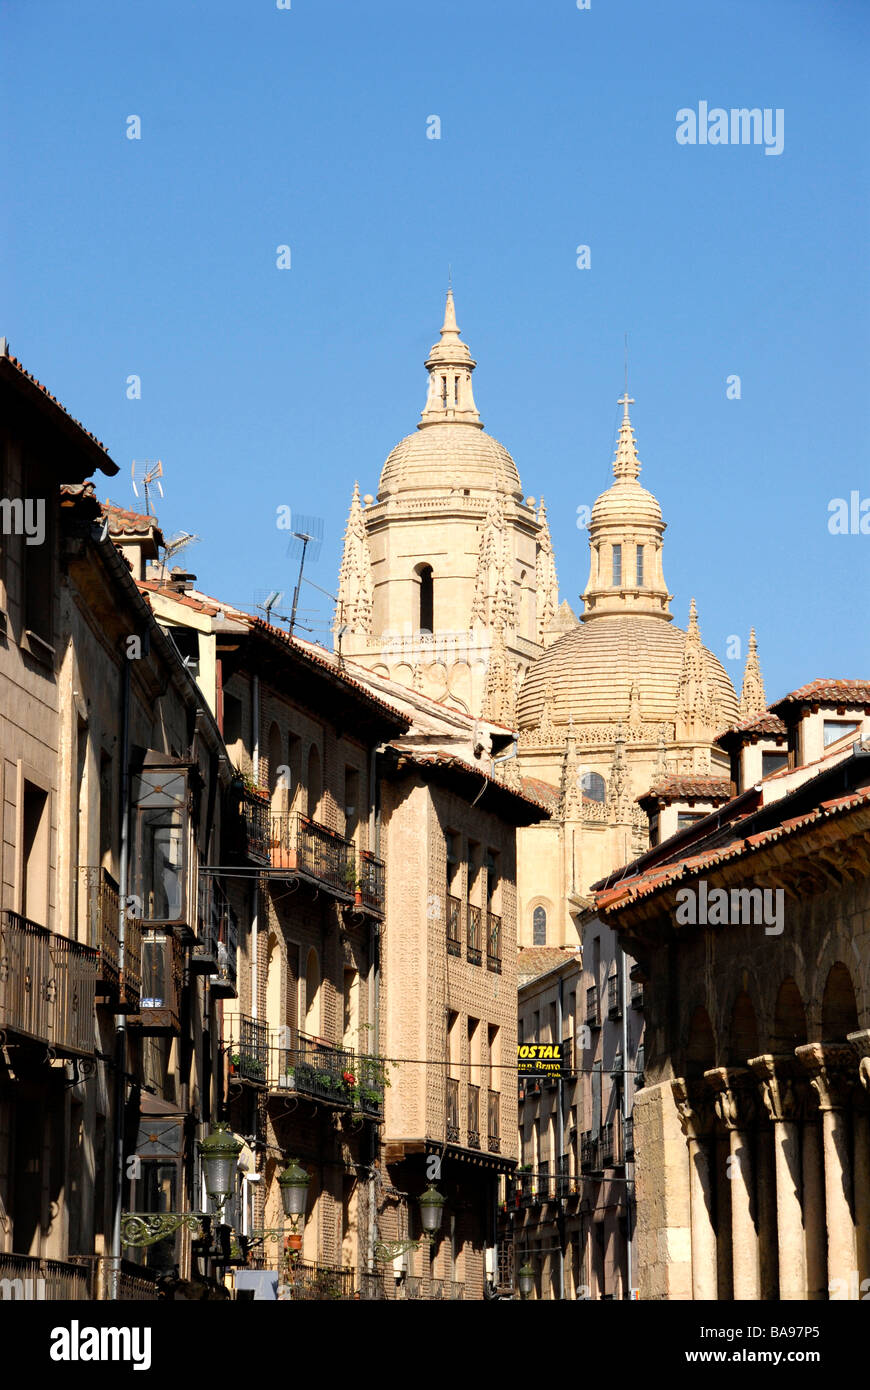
[3,0,868,700]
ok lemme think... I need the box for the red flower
[343,1071,356,1085]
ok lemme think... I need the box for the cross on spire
[617,392,634,419]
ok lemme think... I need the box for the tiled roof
[518,947,580,984]
[102,501,162,536]
[770,679,870,710]
[596,785,870,917]
[391,747,552,816]
[715,711,787,742]
[520,776,561,812]
[639,775,732,806]
[0,345,117,472]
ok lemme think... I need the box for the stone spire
[471,486,515,629]
[535,498,559,643]
[482,621,516,727]
[675,599,719,737]
[607,722,633,823]
[654,723,669,777]
[419,289,483,430]
[739,628,766,718]
[613,393,641,480]
[335,481,374,636]
[560,719,583,820]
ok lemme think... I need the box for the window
[485,850,498,906]
[581,771,606,803]
[304,948,320,1034]
[823,720,860,747]
[306,745,322,819]
[168,626,199,676]
[223,692,242,745]
[21,778,49,923]
[533,906,547,945]
[636,545,644,587]
[130,763,188,925]
[453,375,460,405]
[612,544,622,587]
[761,751,788,779]
[418,565,434,633]
[677,811,705,830]
[344,766,360,843]
[441,376,448,407]
[343,968,358,1048]
[23,481,53,645]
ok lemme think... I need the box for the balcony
[227,1014,269,1084]
[237,786,271,864]
[129,931,185,1034]
[0,1252,91,1301]
[600,1121,614,1166]
[431,1279,464,1300]
[0,910,98,1055]
[468,1083,480,1149]
[446,894,461,958]
[486,912,502,974]
[267,1031,386,1118]
[356,850,385,915]
[79,866,142,1012]
[402,1275,423,1300]
[631,979,644,1010]
[446,1077,460,1143]
[623,1113,635,1160]
[607,973,621,1020]
[281,1260,356,1301]
[193,876,238,997]
[586,984,600,1027]
[268,813,354,896]
[580,1133,599,1173]
[487,1088,500,1153]
[466,904,482,966]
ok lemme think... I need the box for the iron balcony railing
[468,1083,480,1149]
[446,1077,460,1143]
[431,1279,464,1300]
[226,1014,269,1084]
[0,1252,91,1301]
[79,866,142,1011]
[66,1255,161,1301]
[631,978,644,1009]
[600,1121,614,1166]
[466,904,482,966]
[623,1113,635,1159]
[486,912,502,973]
[487,1088,500,1153]
[281,1260,356,1300]
[269,813,354,895]
[359,1271,388,1300]
[446,894,461,957]
[0,910,98,1055]
[580,1133,598,1172]
[266,1031,386,1118]
[403,1275,423,1300]
[239,786,271,863]
[586,984,600,1027]
[357,851,385,914]
[607,973,621,1019]
[194,875,238,996]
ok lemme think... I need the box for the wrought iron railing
[466,904,482,966]
[266,1031,386,1117]
[580,1133,597,1172]
[194,875,238,996]
[468,1082,480,1149]
[357,851,385,913]
[0,910,97,1054]
[431,1279,464,1300]
[631,978,644,1009]
[403,1275,423,1300]
[0,1251,90,1300]
[487,1088,500,1152]
[79,866,142,1011]
[607,973,621,1019]
[359,1271,388,1300]
[446,1077,460,1142]
[227,1014,269,1084]
[281,1260,356,1300]
[486,912,502,973]
[269,813,354,895]
[446,894,461,957]
[623,1113,634,1159]
[600,1121,614,1166]
[239,786,271,863]
[586,984,600,1026]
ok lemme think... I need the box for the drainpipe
[108,648,131,1300]
[251,675,260,1019]
[556,975,564,1300]
[621,945,632,1299]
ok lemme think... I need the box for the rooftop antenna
[286,515,324,635]
[159,531,201,585]
[131,459,164,516]
[256,590,292,626]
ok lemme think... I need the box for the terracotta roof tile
[715,711,787,742]
[102,501,163,536]
[392,747,551,815]
[639,775,731,805]
[0,347,115,466]
[770,679,870,710]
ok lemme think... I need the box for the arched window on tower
[417,564,434,634]
[612,544,622,586]
[533,906,547,946]
[581,771,606,803]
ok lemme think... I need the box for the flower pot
[286,1232,302,1254]
[354,889,363,906]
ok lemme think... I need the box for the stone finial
[335,481,374,637]
[419,289,482,429]
[612,393,641,481]
[535,498,559,644]
[675,598,719,737]
[739,628,766,718]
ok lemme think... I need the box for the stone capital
[672,1077,714,1142]
[748,1054,799,1124]
[847,1030,870,1099]
[795,1042,855,1112]
[703,1066,757,1132]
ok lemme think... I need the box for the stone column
[847,1030,870,1288]
[798,1081,828,1300]
[672,1078,717,1299]
[796,1042,856,1297]
[705,1067,760,1300]
[749,1055,805,1299]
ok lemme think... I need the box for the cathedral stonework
[335,297,761,949]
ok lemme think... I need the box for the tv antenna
[287,515,324,635]
[131,460,164,516]
[159,531,201,584]
[256,590,292,626]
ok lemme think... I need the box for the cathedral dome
[516,612,739,729]
[376,290,523,502]
[590,477,663,527]
[378,423,522,499]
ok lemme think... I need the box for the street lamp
[199,1122,244,1212]
[418,1183,446,1238]
[277,1158,311,1227]
[517,1261,535,1300]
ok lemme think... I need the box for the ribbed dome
[378,423,522,499]
[590,478,663,526]
[517,615,739,730]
